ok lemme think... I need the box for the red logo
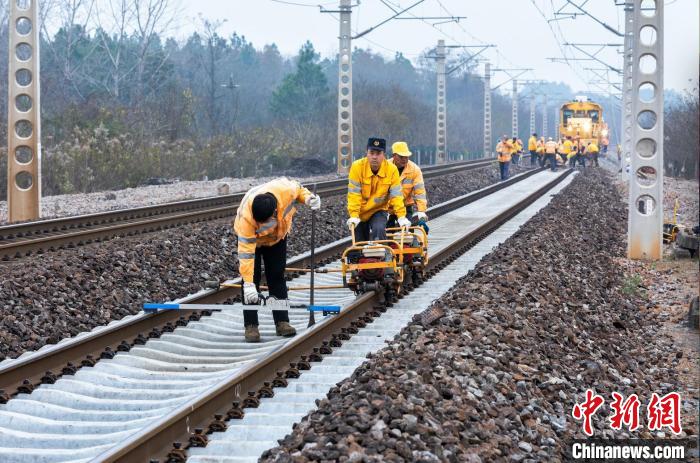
[647,392,682,435]
[609,392,641,431]
[572,389,605,436]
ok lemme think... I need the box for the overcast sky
[176,0,698,95]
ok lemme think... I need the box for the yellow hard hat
[391,141,412,157]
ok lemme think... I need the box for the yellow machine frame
[341,225,429,294]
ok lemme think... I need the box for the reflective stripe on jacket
[347,157,406,222]
[545,140,558,154]
[233,177,311,282]
[389,159,427,213]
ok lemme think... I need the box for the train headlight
[601,129,609,137]
[583,122,592,132]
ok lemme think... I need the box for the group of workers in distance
[233,137,428,342]
[496,132,602,180]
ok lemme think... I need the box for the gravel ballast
[261,169,697,462]
[0,164,526,361]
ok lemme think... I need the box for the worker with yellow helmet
[347,137,409,243]
[387,141,428,229]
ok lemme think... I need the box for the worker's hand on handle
[397,216,411,230]
[413,212,428,222]
[243,282,259,304]
[306,194,321,210]
[346,217,361,230]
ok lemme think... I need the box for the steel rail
[96,168,573,463]
[0,159,496,261]
[0,167,540,400]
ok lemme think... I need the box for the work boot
[244,325,261,343]
[275,321,296,337]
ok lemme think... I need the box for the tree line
[0,1,695,200]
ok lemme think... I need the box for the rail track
[0,159,495,261]
[0,166,572,463]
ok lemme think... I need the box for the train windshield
[588,110,600,123]
[562,109,574,125]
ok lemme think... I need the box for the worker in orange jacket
[387,141,428,230]
[496,135,513,180]
[233,177,321,342]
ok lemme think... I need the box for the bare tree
[40,0,97,102]
[131,0,180,101]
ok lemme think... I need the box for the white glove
[397,216,411,229]
[413,212,428,221]
[243,282,259,304]
[346,217,361,229]
[306,194,321,210]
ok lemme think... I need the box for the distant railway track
[0,167,574,463]
[0,159,496,261]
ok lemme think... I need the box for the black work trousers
[387,206,414,229]
[353,211,389,243]
[243,237,289,327]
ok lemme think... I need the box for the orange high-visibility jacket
[347,157,406,222]
[388,159,427,213]
[536,138,545,153]
[233,177,311,282]
[496,140,513,162]
[528,136,537,151]
[545,140,558,154]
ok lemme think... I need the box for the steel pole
[435,40,447,164]
[336,0,353,174]
[8,0,41,222]
[627,0,663,260]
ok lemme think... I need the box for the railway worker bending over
[544,137,558,172]
[560,136,574,167]
[346,137,410,243]
[587,140,600,167]
[387,141,428,231]
[496,135,513,180]
[233,177,321,342]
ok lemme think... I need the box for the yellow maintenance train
[559,96,609,146]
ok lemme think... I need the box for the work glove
[397,216,411,229]
[346,217,361,229]
[413,212,428,221]
[243,282,259,305]
[305,194,321,210]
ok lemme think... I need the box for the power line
[269,0,337,7]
